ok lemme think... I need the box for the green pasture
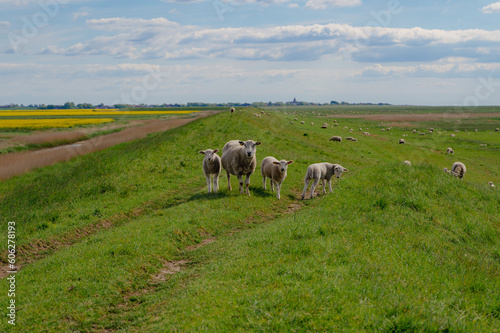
[0,107,499,332]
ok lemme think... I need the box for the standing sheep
[221,140,261,195]
[261,156,294,199]
[230,107,235,113]
[301,163,349,199]
[444,161,466,178]
[329,136,342,142]
[199,149,221,193]
[446,147,454,154]
[399,139,405,144]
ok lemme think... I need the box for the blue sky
[1,0,500,106]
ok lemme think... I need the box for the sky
[1,0,500,106]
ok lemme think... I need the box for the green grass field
[0,107,499,332]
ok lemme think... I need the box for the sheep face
[334,165,349,178]
[239,140,261,158]
[273,160,294,173]
[199,149,219,162]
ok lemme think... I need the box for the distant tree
[63,102,75,109]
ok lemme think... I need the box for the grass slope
[0,108,499,332]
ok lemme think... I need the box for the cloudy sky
[1,0,500,106]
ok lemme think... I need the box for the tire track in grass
[0,190,196,279]
[97,200,308,330]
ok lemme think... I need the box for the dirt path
[0,112,216,181]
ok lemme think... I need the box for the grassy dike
[0,108,499,331]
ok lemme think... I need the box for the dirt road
[0,112,215,181]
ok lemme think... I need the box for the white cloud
[305,0,361,10]
[359,59,500,78]
[44,18,500,65]
[481,2,500,13]
[73,11,90,20]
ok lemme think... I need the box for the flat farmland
[0,106,499,332]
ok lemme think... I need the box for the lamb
[221,140,261,195]
[399,139,405,144]
[446,147,454,154]
[261,156,293,199]
[444,161,466,178]
[199,149,221,193]
[301,163,349,199]
[329,136,342,142]
[403,160,411,166]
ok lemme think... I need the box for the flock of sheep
[199,140,349,200]
[198,111,497,198]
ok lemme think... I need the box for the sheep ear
[273,161,280,165]
[239,141,245,145]
[343,168,349,172]
[199,151,205,155]
[287,160,294,165]
[213,149,219,154]
[255,141,261,145]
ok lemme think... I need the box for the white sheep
[446,147,454,154]
[261,156,294,199]
[399,139,405,144]
[350,138,358,142]
[230,107,235,113]
[488,182,495,187]
[403,160,411,166]
[199,149,221,193]
[329,136,342,142]
[444,161,466,179]
[221,140,261,195]
[301,163,349,199]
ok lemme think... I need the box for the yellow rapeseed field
[0,109,196,116]
[0,118,115,129]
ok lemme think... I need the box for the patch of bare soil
[0,112,216,180]
[327,112,500,122]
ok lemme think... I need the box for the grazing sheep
[403,160,411,166]
[301,121,305,124]
[351,138,358,142]
[329,136,342,142]
[444,161,466,178]
[496,128,499,132]
[261,156,293,199]
[412,129,417,134]
[447,147,454,154]
[301,163,349,199]
[321,125,328,129]
[489,182,496,187]
[346,137,354,141]
[230,107,235,113]
[221,140,261,195]
[399,139,405,144]
[475,129,478,132]
[334,123,338,126]
[199,149,221,193]
[480,144,487,147]
[311,122,314,126]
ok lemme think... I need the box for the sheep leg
[310,178,320,199]
[244,175,251,196]
[301,178,310,200]
[227,172,232,191]
[328,179,333,193]
[321,179,327,194]
[271,179,275,192]
[276,182,281,200]
[205,174,212,193]
[237,174,245,194]
[213,174,219,193]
